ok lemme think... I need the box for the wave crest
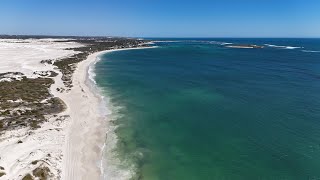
[264,44,303,49]
[302,50,320,53]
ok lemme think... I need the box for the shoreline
[62,46,156,180]
[0,38,155,179]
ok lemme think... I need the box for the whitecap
[264,44,286,48]
[221,42,233,45]
[264,44,303,49]
[302,50,320,53]
[209,41,233,45]
[284,46,303,49]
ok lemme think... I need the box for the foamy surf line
[302,50,320,53]
[208,41,233,45]
[264,44,303,49]
[86,46,158,180]
[88,57,100,85]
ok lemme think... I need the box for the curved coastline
[70,46,157,180]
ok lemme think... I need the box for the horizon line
[1,34,320,39]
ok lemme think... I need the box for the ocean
[94,38,320,179]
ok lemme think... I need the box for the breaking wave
[264,44,303,49]
[302,50,320,53]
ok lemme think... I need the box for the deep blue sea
[95,38,320,180]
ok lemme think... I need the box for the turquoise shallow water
[95,39,320,180]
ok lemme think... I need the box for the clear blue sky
[1,0,319,37]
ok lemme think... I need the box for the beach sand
[0,38,152,179]
[58,50,109,180]
[0,39,110,180]
[0,38,83,179]
[63,47,155,180]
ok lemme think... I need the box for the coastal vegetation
[54,38,147,88]
[0,36,149,179]
[0,74,65,131]
[21,166,52,180]
[0,36,148,131]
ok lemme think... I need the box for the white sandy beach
[0,38,84,180]
[0,38,152,180]
[64,47,155,180]
[0,39,109,180]
[58,50,109,180]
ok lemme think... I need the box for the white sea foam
[86,50,134,180]
[88,58,99,85]
[302,50,320,53]
[264,44,286,48]
[209,41,233,45]
[88,46,158,180]
[284,46,303,49]
[152,40,180,43]
[264,44,303,49]
[221,42,233,45]
[145,41,156,45]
